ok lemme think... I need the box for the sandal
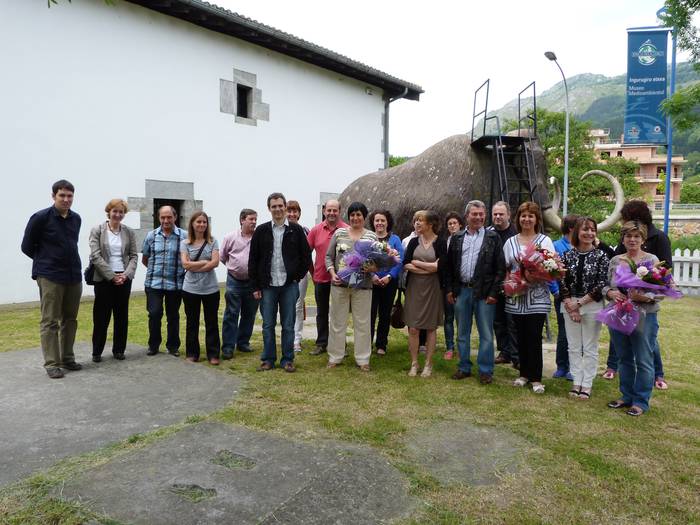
[513,377,528,387]
[602,369,616,380]
[358,364,370,372]
[626,405,644,416]
[376,348,386,356]
[577,391,591,401]
[532,383,545,394]
[326,362,339,369]
[655,378,669,390]
[420,364,432,378]
[607,399,631,409]
[408,362,419,377]
[568,388,581,398]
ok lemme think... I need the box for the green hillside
[486,62,699,141]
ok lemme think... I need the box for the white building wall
[1,0,386,303]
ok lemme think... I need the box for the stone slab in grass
[59,421,414,525]
[405,420,526,485]
[0,343,240,487]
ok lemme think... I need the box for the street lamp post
[545,51,570,217]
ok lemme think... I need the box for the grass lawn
[1,291,699,524]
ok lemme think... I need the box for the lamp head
[544,51,557,61]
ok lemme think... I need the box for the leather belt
[461,280,475,288]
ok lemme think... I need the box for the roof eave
[125,0,424,100]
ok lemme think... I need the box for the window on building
[656,166,665,176]
[236,85,252,119]
[600,151,610,159]
[617,150,623,157]
[674,166,678,176]
[153,199,184,229]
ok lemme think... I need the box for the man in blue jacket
[21,180,83,379]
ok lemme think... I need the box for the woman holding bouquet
[604,221,661,416]
[503,202,555,394]
[403,210,446,378]
[558,217,610,400]
[326,202,377,371]
[369,210,404,356]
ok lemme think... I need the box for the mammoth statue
[338,134,624,238]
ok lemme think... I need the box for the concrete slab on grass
[60,421,414,525]
[405,420,526,485]
[0,343,240,487]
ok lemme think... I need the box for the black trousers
[371,280,398,350]
[314,281,331,348]
[92,278,132,356]
[494,294,519,363]
[513,313,546,382]
[182,290,221,360]
[145,287,182,352]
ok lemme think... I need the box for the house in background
[2,0,422,303]
[590,129,685,206]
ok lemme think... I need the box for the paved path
[59,422,414,525]
[0,343,241,487]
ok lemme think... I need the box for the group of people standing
[22,181,672,416]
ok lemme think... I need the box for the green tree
[660,1,700,130]
[388,155,409,167]
[680,181,700,202]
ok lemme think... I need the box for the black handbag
[84,263,96,286]
[390,290,406,329]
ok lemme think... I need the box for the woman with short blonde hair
[88,198,138,362]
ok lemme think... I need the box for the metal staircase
[470,80,539,217]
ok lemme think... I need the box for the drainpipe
[384,87,409,169]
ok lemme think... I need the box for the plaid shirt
[142,226,187,290]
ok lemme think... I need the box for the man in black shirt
[21,180,83,379]
[488,201,519,368]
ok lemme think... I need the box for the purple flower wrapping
[337,240,399,287]
[596,300,641,335]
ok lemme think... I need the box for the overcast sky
[213,0,690,157]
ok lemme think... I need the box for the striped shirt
[460,227,485,283]
[270,220,288,286]
[503,233,555,315]
[142,226,187,291]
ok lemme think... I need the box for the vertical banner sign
[624,29,669,144]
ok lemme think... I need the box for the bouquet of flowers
[595,298,641,335]
[504,243,566,297]
[337,240,400,287]
[613,259,682,298]
[596,258,682,334]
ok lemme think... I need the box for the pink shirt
[307,219,348,283]
[220,229,254,280]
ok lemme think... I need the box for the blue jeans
[221,275,259,354]
[443,299,455,351]
[554,296,569,371]
[610,312,656,412]
[455,287,495,375]
[260,282,299,367]
[607,316,664,378]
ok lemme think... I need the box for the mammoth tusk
[549,176,562,215]
[543,207,562,234]
[581,169,625,232]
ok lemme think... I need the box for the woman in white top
[180,211,221,365]
[502,202,555,394]
[88,199,138,362]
